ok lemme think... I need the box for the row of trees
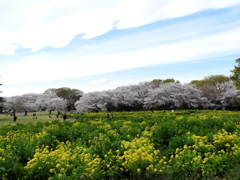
[75,77,238,112]
[2,76,239,117]
[1,58,240,114]
[3,87,82,115]
[74,57,240,112]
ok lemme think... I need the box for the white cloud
[1,27,240,85]
[0,0,240,55]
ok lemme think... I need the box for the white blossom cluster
[75,81,240,113]
[4,92,67,113]
[4,80,240,113]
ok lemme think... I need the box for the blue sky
[0,0,240,96]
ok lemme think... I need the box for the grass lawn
[0,111,63,126]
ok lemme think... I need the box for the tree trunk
[13,110,17,122]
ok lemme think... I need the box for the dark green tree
[231,58,240,89]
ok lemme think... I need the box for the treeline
[2,58,240,113]
[3,88,83,114]
[75,58,240,112]
[3,75,239,114]
[75,75,238,112]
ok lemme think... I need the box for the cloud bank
[1,0,240,96]
[0,0,240,55]
[1,26,240,84]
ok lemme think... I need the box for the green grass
[0,112,64,126]
[1,110,240,179]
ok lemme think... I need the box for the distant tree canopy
[145,78,180,89]
[5,96,25,112]
[5,93,67,113]
[0,84,4,113]
[2,74,240,113]
[190,75,231,104]
[44,87,83,111]
[231,58,240,89]
[191,75,230,88]
[151,78,180,84]
[2,57,240,113]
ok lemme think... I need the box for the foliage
[0,110,240,179]
[221,87,240,110]
[5,96,26,112]
[191,75,230,88]
[191,75,231,105]
[45,87,83,111]
[144,83,209,110]
[75,83,211,112]
[149,78,180,87]
[5,93,67,113]
[3,74,240,114]
[231,58,240,89]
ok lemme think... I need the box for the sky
[0,0,240,96]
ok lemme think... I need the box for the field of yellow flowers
[1,110,240,179]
